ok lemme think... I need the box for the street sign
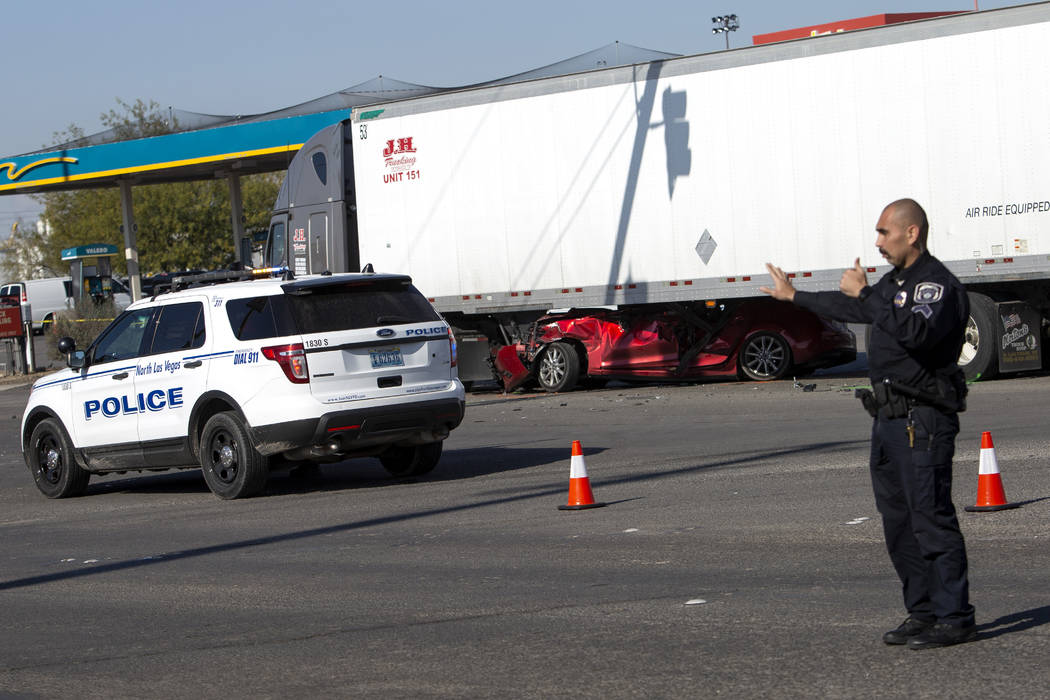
[0,296,24,339]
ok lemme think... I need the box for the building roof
[752,12,966,45]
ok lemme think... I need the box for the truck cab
[265,122,359,276]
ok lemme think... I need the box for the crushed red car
[492,299,856,392]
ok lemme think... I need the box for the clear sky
[0,0,1021,239]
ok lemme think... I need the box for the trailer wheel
[959,292,998,381]
[739,332,792,381]
[380,442,443,477]
[537,341,580,392]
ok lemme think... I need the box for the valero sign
[61,244,119,260]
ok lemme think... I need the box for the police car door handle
[185,360,203,368]
[112,372,129,380]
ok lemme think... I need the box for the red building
[752,12,966,45]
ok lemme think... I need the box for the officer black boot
[907,622,977,650]
[882,616,935,645]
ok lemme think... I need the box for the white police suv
[21,269,465,499]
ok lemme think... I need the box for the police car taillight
[448,328,457,368]
[262,343,309,383]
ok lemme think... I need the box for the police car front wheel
[200,413,269,499]
[28,418,90,498]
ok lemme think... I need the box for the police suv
[21,269,465,499]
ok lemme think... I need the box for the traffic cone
[558,440,606,510]
[964,431,1021,512]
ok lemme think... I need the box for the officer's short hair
[888,198,929,248]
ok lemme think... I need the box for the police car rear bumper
[250,397,466,459]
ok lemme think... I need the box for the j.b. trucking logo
[382,137,420,184]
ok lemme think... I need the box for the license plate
[370,347,404,368]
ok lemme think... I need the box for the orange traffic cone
[558,440,606,510]
[964,431,1021,512]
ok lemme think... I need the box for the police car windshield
[286,280,440,333]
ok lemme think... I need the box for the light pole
[712,14,739,50]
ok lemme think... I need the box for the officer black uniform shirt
[792,251,969,394]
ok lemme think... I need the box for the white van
[0,278,72,334]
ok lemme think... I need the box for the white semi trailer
[265,3,1050,387]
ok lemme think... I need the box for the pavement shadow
[269,444,591,496]
[977,604,1050,640]
[84,444,602,498]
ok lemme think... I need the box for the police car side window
[226,296,297,340]
[147,302,206,355]
[90,309,156,365]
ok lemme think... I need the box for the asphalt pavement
[1,364,1048,698]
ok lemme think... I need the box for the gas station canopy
[0,109,349,195]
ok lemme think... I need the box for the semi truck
[263,2,1050,390]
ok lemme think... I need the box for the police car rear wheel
[28,418,90,498]
[380,441,443,477]
[200,413,268,499]
[739,332,792,381]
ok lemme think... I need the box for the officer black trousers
[869,406,975,626]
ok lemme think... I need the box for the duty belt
[855,378,959,419]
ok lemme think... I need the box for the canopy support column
[228,173,245,265]
[119,180,142,301]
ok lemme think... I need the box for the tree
[102,98,175,140]
[0,219,60,281]
[36,99,280,276]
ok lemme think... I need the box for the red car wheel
[537,342,580,392]
[739,332,792,381]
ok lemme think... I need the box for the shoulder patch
[914,282,944,304]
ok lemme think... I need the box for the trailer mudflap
[493,345,530,391]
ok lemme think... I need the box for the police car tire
[199,412,268,499]
[28,418,90,499]
[380,441,443,477]
[739,332,792,381]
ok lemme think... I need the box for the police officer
[761,198,977,649]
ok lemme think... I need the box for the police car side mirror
[57,337,86,369]
[67,350,87,370]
